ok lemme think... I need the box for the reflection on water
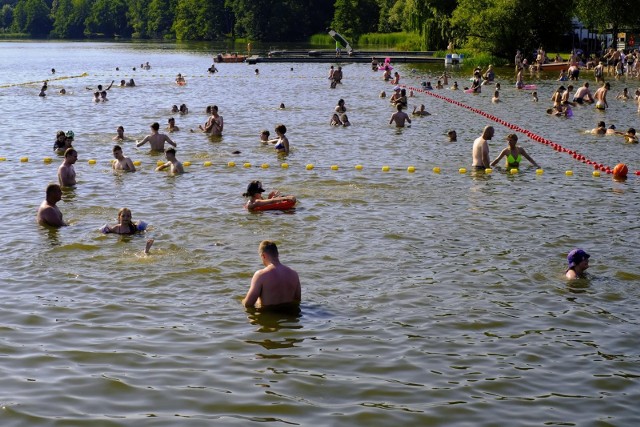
[1,42,639,426]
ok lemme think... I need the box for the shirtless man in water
[136,122,176,151]
[58,148,77,187]
[112,145,136,172]
[198,105,223,136]
[36,184,67,227]
[389,104,411,127]
[242,240,301,310]
[472,126,494,169]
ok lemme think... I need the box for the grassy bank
[310,32,423,50]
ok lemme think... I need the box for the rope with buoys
[405,85,639,177]
[0,72,90,89]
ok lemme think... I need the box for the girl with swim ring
[101,208,147,235]
[243,181,296,211]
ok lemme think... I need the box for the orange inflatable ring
[249,199,296,211]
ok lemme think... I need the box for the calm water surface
[0,42,639,426]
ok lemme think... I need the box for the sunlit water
[1,41,639,426]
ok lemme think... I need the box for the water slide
[327,28,352,53]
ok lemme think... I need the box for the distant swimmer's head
[567,249,590,270]
[608,124,616,130]
[243,180,265,197]
[597,121,605,128]
[627,128,636,136]
[393,86,401,91]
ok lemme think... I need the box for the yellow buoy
[592,170,600,177]
[459,168,467,174]
[43,157,52,163]
[261,163,269,169]
[355,164,363,170]
[536,169,544,175]
[330,165,339,170]
[281,162,289,169]
[407,166,416,173]
[183,161,191,167]
[0,157,6,161]
[88,159,97,165]
[433,167,441,174]
[565,170,573,176]
[243,162,251,168]
[203,161,212,167]
[510,168,518,174]
[485,168,492,174]
[20,157,28,162]
[133,160,141,166]
[228,161,236,167]
[382,165,390,172]
[306,164,314,170]
[157,160,165,166]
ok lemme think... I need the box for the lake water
[1,41,639,426]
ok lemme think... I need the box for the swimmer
[265,124,289,154]
[439,72,449,85]
[590,121,606,135]
[36,184,67,227]
[379,91,386,98]
[495,83,501,91]
[330,113,343,126]
[335,99,346,113]
[279,103,286,110]
[59,88,66,95]
[137,122,177,151]
[572,82,594,104]
[391,71,400,85]
[389,86,402,104]
[155,147,184,174]
[616,88,629,100]
[624,128,638,143]
[447,130,457,142]
[100,90,108,101]
[58,148,77,187]
[472,126,494,169]
[412,104,431,116]
[167,117,180,132]
[171,105,179,113]
[176,73,186,84]
[436,80,443,89]
[490,134,539,168]
[101,208,144,235]
[198,105,223,136]
[126,78,135,87]
[242,240,301,310]
[492,90,500,103]
[566,248,590,279]
[255,68,259,75]
[593,82,609,110]
[606,124,618,135]
[179,104,188,114]
[112,125,127,141]
[120,79,126,87]
[409,90,414,97]
[340,114,351,127]
[451,81,459,90]
[389,104,411,128]
[93,91,100,102]
[112,145,136,172]
[532,91,539,102]
[260,129,270,143]
[424,81,433,90]
[53,130,68,152]
[243,180,296,211]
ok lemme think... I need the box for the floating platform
[246,50,442,65]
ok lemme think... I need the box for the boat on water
[538,62,573,72]
[214,53,247,63]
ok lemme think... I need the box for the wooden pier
[246,50,442,65]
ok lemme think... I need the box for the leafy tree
[173,0,225,40]
[0,4,13,29]
[574,0,640,49]
[128,0,150,38]
[451,0,572,58]
[147,0,175,38]
[332,0,379,41]
[85,0,131,36]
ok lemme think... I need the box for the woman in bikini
[490,134,540,169]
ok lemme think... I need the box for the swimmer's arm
[521,149,539,168]
[165,135,176,147]
[266,138,279,145]
[155,162,170,171]
[565,269,577,279]
[125,159,136,172]
[105,80,114,90]
[136,136,150,147]
[490,150,507,167]
[242,272,263,307]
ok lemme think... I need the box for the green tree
[332,0,379,41]
[85,0,131,36]
[173,0,226,40]
[128,0,150,38]
[11,0,51,35]
[574,0,639,49]
[147,0,175,38]
[0,4,13,29]
[451,0,572,58]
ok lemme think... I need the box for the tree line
[0,0,638,58]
